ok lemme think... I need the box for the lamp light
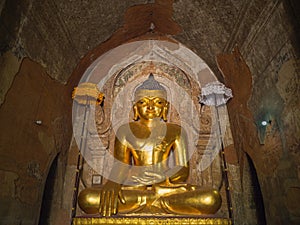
[261,120,271,126]
[35,120,42,125]
[261,121,268,126]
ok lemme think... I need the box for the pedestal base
[73,217,232,225]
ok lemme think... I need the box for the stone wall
[244,2,300,224]
[217,44,300,225]
[0,59,73,225]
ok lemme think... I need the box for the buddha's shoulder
[116,122,142,133]
[166,123,185,133]
[116,122,184,132]
[116,123,131,131]
[166,123,180,129]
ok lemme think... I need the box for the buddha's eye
[155,99,164,105]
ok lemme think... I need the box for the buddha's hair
[136,73,166,92]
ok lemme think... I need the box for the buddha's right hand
[131,171,166,185]
[99,180,125,216]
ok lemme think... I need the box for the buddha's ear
[133,104,139,121]
[162,102,169,122]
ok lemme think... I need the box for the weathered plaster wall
[0,59,73,225]
[243,2,300,224]
[217,45,300,225]
[1,0,156,83]
[215,1,300,224]
[0,51,21,106]
[1,0,285,83]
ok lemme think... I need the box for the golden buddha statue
[78,74,222,217]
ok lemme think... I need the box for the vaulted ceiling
[0,0,299,83]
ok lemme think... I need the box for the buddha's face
[135,96,168,120]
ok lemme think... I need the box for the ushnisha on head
[133,74,169,121]
[134,74,167,101]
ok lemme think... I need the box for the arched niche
[72,40,233,217]
[38,154,59,225]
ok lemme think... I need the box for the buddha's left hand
[132,171,166,185]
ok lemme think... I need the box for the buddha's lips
[146,111,156,114]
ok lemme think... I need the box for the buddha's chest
[129,138,172,165]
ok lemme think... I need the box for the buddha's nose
[148,101,154,109]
